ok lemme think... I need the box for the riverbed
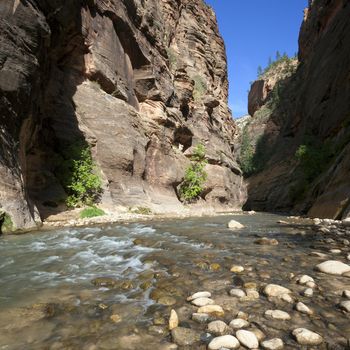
[0,213,349,349]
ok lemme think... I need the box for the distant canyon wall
[242,0,350,219]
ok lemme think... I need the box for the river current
[0,213,349,349]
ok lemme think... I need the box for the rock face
[0,0,246,230]
[242,0,350,219]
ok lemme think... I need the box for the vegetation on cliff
[179,144,208,202]
[56,141,102,208]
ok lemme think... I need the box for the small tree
[257,65,263,77]
[179,143,208,202]
[57,141,103,208]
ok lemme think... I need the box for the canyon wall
[243,0,350,219]
[0,0,246,231]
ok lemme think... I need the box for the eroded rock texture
[244,0,350,219]
[0,0,245,229]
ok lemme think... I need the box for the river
[0,213,349,349]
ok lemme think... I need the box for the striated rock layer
[244,0,350,219]
[0,0,246,230]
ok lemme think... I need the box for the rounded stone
[229,318,249,329]
[187,291,211,301]
[297,275,314,285]
[342,290,350,299]
[339,300,350,312]
[296,302,313,315]
[236,330,259,349]
[303,288,313,297]
[229,289,246,298]
[207,320,230,336]
[197,305,224,317]
[208,335,240,350]
[261,338,284,350]
[228,220,244,230]
[292,328,323,345]
[264,284,292,298]
[264,309,291,320]
[316,260,350,275]
[191,297,214,307]
[230,265,244,273]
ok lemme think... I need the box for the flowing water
[0,213,349,349]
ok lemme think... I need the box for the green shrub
[80,206,106,219]
[179,143,208,202]
[295,141,332,182]
[239,127,255,176]
[129,207,152,215]
[0,212,14,233]
[56,141,102,208]
[192,75,207,101]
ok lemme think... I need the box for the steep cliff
[244,0,350,219]
[0,0,246,231]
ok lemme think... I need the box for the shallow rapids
[0,213,349,349]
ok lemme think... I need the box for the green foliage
[129,207,152,215]
[179,143,208,202]
[80,206,106,219]
[257,51,296,78]
[239,127,272,178]
[295,140,333,182]
[56,141,102,208]
[239,127,255,176]
[0,211,14,233]
[192,75,207,101]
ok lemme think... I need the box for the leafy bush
[56,141,102,208]
[179,143,208,202]
[0,211,14,233]
[192,75,207,101]
[80,206,106,219]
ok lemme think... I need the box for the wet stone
[171,327,201,346]
[265,309,291,320]
[254,237,279,245]
[296,302,313,315]
[339,300,350,312]
[187,291,211,301]
[292,328,323,345]
[191,297,214,307]
[207,320,231,336]
[208,335,240,350]
[316,260,350,275]
[229,289,246,298]
[303,288,314,297]
[229,318,249,329]
[236,330,259,349]
[192,313,211,323]
[261,338,284,350]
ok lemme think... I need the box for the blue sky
[205,0,308,117]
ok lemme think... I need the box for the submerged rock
[339,300,350,312]
[264,284,292,298]
[207,320,230,336]
[171,327,200,346]
[229,318,249,329]
[191,297,214,307]
[197,305,224,316]
[254,237,279,245]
